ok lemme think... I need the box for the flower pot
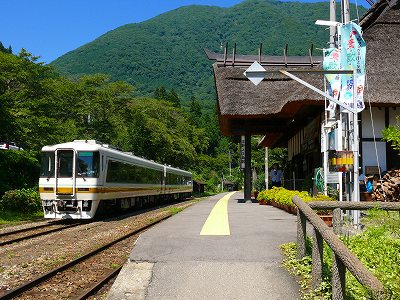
[290,206,297,215]
[259,199,266,205]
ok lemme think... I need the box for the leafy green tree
[0,41,12,54]
[189,95,202,126]
[119,98,209,169]
[167,89,180,108]
[154,86,168,100]
[382,117,400,153]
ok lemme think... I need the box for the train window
[58,150,73,178]
[77,151,99,178]
[106,160,162,184]
[165,172,188,185]
[40,152,55,177]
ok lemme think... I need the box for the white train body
[39,140,192,219]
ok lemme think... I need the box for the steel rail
[0,220,64,238]
[74,266,123,300]
[0,223,81,247]
[0,215,171,300]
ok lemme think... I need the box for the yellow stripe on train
[39,186,191,194]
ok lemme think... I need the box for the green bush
[0,151,40,195]
[253,173,266,191]
[257,187,333,206]
[0,187,42,213]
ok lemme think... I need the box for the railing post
[333,208,342,235]
[297,210,307,259]
[332,254,346,300]
[312,228,323,289]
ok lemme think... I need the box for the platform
[107,192,299,300]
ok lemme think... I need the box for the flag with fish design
[323,22,366,113]
[323,47,341,112]
[339,22,366,112]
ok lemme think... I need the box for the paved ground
[107,192,299,300]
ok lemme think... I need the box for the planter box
[360,192,373,201]
[320,215,333,227]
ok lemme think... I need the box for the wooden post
[265,147,269,190]
[244,134,252,202]
[297,210,307,259]
[332,254,346,300]
[333,208,342,235]
[312,228,323,289]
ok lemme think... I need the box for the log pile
[370,170,400,201]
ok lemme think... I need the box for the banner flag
[339,22,366,112]
[322,22,366,113]
[323,47,342,112]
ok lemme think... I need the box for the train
[39,140,193,219]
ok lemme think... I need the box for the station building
[207,0,400,191]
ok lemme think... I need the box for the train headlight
[82,200,92,211]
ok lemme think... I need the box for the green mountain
[52,0,364,101]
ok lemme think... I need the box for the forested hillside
[52,0,364,102]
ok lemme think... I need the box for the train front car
[39,141,102,219]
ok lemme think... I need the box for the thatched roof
[209,0,400,143]
[360,0,400,105]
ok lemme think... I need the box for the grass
[166,207,184,215]
[281,210,400,299]
[0,210,44,226]
[110,263,120,269]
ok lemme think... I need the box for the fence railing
[293,196,400,299]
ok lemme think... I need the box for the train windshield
[58,150,74,177]
[77,151,99,178]
[40,152,55,177]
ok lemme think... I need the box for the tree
[382,117,400,153]
[189,95,202,126]
[154,86,167,100]
[167,89,180,108]
[0,41,12,54]
[120,98,209,169]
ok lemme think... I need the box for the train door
[55,149,76,196]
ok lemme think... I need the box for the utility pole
[341,0,351,24]
[340,0,360,225]
[329,0,337,48]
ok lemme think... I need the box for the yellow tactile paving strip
[200,192,236,236]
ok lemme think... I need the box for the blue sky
[1,0,369,64]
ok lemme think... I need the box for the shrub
[0,187,42,214]
[257,187,333,206]
[0,150,40,195]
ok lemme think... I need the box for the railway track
[0,221,84,247]
[0,214,171,300]
[0,220,65,238]
[0,203,172,247]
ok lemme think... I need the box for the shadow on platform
[236,198,258,204]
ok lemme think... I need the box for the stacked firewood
[370,169,400,201]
